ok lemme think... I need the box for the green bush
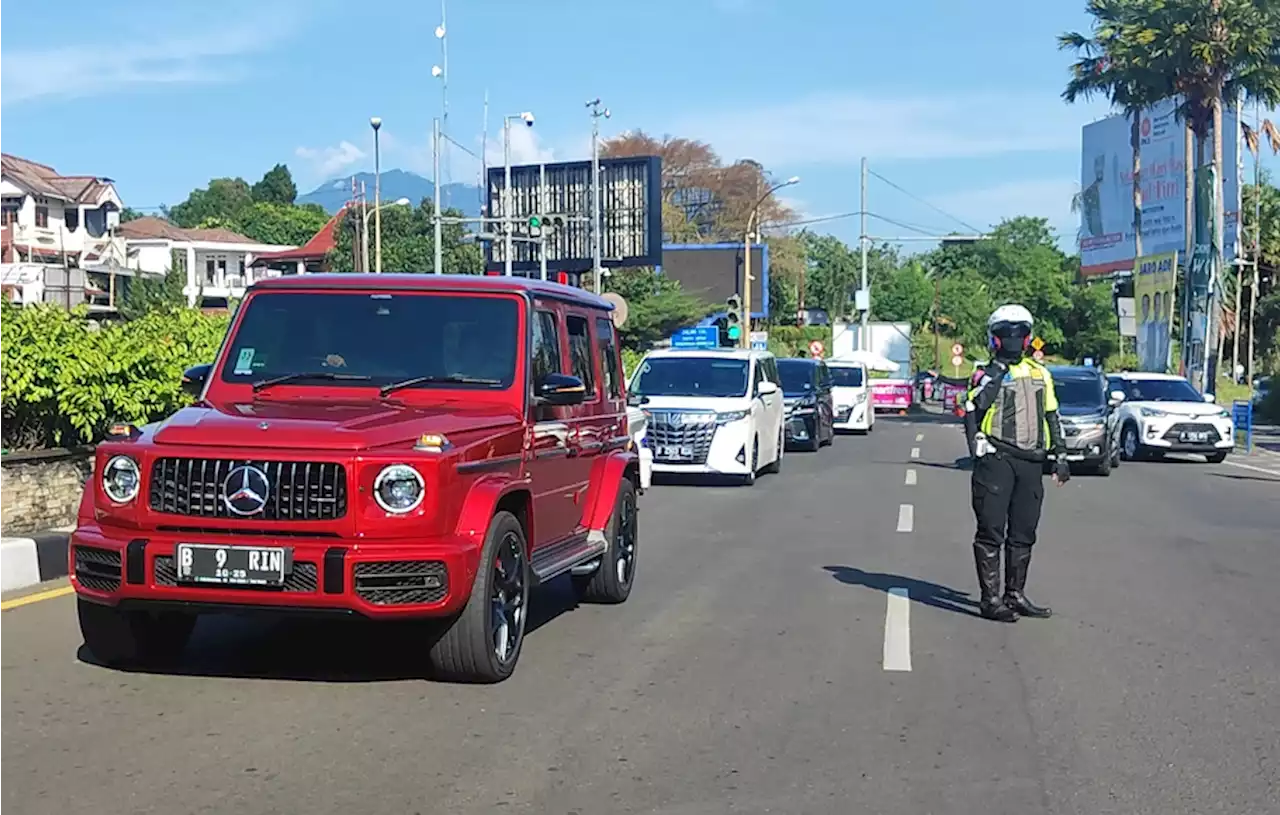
[1,301,229,450]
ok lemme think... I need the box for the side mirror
[536,372,586,406]
[1108,389,1126,407]
[1203,392,1216,403]
[627,393,649,407]
[182,363,213,397]
[757,380,779,396]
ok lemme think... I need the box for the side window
[819,363,831,388]
[531,310,562,384]
[595,317,622,399]
[753,361,766,393]
[566,314,597,398]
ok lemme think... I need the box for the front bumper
[833,401,871,430]
[648,418,755,475]
[69,523,480,619]
[1061,424,1109,462]
[785,411,817,444]
[1139,417,1234,453]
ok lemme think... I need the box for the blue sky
[2,0,1254,251]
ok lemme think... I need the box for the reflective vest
[969,359,1059,452]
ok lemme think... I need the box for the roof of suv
[250,273,614,311]
[645,347,772,361]
[1110,371,1184,381]
[1048,365,1104,379]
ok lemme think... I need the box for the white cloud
[294,141,367,178]
[0,14,292,106]
[482,125,558,168]
[668,92,1110,168]
[928,179,1082,243]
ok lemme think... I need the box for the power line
[766,210,952,238]
[866,168,982,235]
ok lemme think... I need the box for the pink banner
[871,381,913,409]
[942,383,965,411]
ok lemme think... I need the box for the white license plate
[1182,431,1210,442]
[175,543,291,586]
[657,445,694,460]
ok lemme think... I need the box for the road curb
[1,527,73,593]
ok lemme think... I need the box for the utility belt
[986,436,1049,463]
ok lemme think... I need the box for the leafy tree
[602,267,708,352]
[168,178,253,229]
[119,208,145,223]
[119,269,187,321]
[232,202,329,246]
[1061,279,1122,362]
[251,163,297,206]
[325,199,483,274]
[872,258,933,327]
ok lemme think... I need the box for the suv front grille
[152,555,319,592]
[74,546,121,592]
[354,561,448,605]
[647,416,717,465]
[1162,422,1221,443]
[149,458,347,521]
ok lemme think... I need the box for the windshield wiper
[253,372,373,393]
[380,374,502,397]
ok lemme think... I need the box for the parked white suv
[1106,372,1234,463]
[627,348,785,485]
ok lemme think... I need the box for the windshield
[1054,376,1104,408]
[219,291,519,389]
[776,360,816,394]
[829,366,864,387]
[1122,378,1202,403]
[630,357,749,398]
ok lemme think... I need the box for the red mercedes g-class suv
[71,274,640,683]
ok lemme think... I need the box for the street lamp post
[502,112,535,276]
[370,116,383,273]
[364,198,411,272]
[741,176,800,348]
[587,99,610,294]
[433,117,442,275]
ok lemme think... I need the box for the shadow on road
[823,565,981,619]
[1208,471,1280,483]
[75,576,584,683]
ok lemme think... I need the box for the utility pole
[742,219,754,349]
[437,0,449,210]
[1248,98,1262,386]
[539,162,548,281]
[504,116,513,277]
[433,117,442,275]
[859,157,869,351]
[587,99,610,294]
[371,116,383,273]
[360,181,370,274]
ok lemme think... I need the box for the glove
[972,432,993,458]
[1052,456,1070,484]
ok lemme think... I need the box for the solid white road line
[1220,459,1280,478]
[916,433,924,441]
[910,447,920,459]
[896,504,914,533]
[905,469,917,485]
[883,588,912,672]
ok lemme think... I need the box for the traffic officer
[963,304,1069,623]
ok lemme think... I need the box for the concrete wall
[0,449,95,535]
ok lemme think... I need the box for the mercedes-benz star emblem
[222,465,270,516]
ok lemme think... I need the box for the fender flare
[581,449,640,532]
[454,473,534,550]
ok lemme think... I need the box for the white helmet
[988,304,1034,331]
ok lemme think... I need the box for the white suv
[1106,372,1234,463]
[627,348,785,485]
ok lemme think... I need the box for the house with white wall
[117,217,296,306]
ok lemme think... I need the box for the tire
[429,511,530,683]
[1120,423,1144,462]
[820,416,834,447]
[573,478,638,604]
[1095,451,1112,476]
[805,418,821,452]
[78,598,195,668]
[1206,451,1228,463]
[742,436,759,485]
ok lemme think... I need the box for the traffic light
[528,215,543,230]
[529,214,566,235]
[725,294,743,344]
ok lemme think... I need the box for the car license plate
[657,445,694,460]
[1181,431,1209,442]
[174,543,291,586]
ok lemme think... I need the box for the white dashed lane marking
[905,469,917,486]
[883,588,912,672]
[896,504,914,533]
[915,433,924,441]
[910,447,920,459]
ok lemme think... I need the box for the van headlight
[373,464,425,513]
[102,455,141,504]
[716,409,750,425]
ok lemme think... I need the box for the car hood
[1129,400,1226,419]
[1057,403,1106,418]
[148,399,523,451]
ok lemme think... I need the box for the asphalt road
[4,413,1279,815]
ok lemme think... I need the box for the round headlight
[373,464,425,514]
[102,455,141,504]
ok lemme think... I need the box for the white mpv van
[826,358,874,433]
[627,348,785,485]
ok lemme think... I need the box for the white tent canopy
[828,349,899,372]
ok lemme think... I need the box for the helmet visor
[990,321,1032,341]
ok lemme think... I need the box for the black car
[777,357,835,451]
[1048,365,1121,476]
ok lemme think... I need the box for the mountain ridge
[297,169,482,217]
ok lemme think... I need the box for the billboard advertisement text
[1134,251,1176,372]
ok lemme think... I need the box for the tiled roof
[117,216,257,245]
[251,205,348,262]
[1,154,115,204]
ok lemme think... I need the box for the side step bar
[530,532,607,584]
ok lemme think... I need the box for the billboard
[659,243,769,318]
[1134,251,1176,372]
[485,155,662,273]
[1078,96,1239,278]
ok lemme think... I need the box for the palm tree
[1061,0,1174,262]
[1137,0,1280,388]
